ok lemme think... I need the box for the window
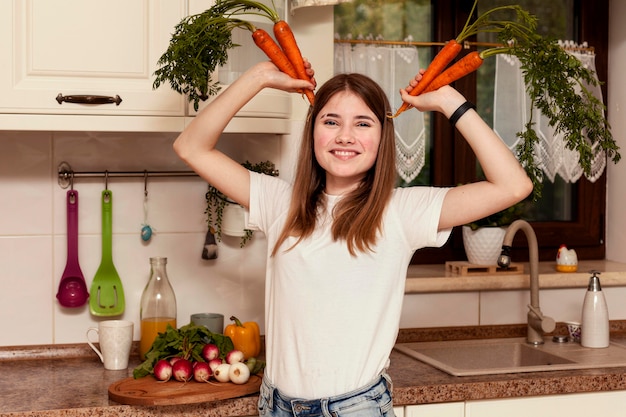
[334,0,608,263]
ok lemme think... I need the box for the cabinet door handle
[56,94,122,106]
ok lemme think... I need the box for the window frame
[409,0,608,264]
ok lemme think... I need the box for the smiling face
[313,90,382,195]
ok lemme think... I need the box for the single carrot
[272,20,315,105]
[422,51,484,94]
[392,39,463,118]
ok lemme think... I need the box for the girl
[174,61,532,416]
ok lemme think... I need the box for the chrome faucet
[498,220,556,345]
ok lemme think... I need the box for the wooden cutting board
[108,374,262,405]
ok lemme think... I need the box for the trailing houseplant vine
[205,160,279,247]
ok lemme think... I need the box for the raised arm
[173,61,315,208]
[399,80,533,231]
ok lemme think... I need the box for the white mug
[87,320,134,370]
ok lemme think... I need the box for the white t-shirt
[247,172,451,399]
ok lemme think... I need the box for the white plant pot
[462,225,507,265]
[221,203,248,237]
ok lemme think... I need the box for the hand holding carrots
[399,80,466,118]
[298,58,317,90]
[404,68,426,93]
[250,60,315,95]
[398,68,426,111]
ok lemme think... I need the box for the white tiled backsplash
[2,129,626,348]
[0,130,276,346]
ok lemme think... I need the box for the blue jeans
[257,372,396,417]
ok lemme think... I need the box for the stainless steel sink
[394,337,626,376]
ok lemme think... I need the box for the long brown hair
[271,73,397,256]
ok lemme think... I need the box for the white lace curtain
[334,40,425,182]
[493,44,605,183]
[333,39,604,184]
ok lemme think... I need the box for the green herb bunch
[133,323,234,379]
[152,3,254,111]
[152,0,282,111]
[505,32,619,199]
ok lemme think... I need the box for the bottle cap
[587,271,602,292]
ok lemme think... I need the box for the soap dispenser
[581,270,609,348]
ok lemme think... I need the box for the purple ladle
[56,190,89,307]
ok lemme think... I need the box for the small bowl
[564,321,581,343]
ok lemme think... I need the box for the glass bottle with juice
[139,317,176,359]
[139,257,177,360]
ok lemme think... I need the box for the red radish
[202,343,220,361]
[169,356,182,366]
[172,358,193,382]
[213,363,231,382]
[229,362,251,384]
[208,358,223,372]
[153,359,173,382]
[226,349,245,364]
[193,361,212,382]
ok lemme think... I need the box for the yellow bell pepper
[224,316,261,359]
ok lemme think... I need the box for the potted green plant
[462,202,525,265]
[205,160,278,247]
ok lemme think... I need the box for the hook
[70,171,74,190]
[141,170,154,242]
[104,170,108,190]
[144,170,148,197]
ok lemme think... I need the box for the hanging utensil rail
[58,162,199,189]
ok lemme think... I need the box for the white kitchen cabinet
[465,391,626,417]
[404,402,464,417]
[0,0,187,131]
[0,0,291,133]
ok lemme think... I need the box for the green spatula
[89,190,125,316]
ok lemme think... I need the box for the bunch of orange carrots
[392,39,468,118]
[392,1,537,118]
[216,0,315,105]
[251,21,315,105]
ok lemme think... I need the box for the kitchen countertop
[405,260,626,293]
[4,323,626,417]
